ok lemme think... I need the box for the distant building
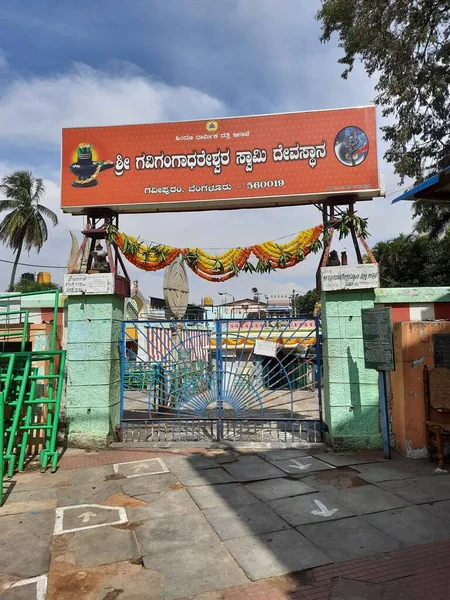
[215,298,268,320]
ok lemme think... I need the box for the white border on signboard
[113,457,170,478]
[63,273,115,295]
[320,264,380,291]
[62,188,380,215]
[53,504,128,535]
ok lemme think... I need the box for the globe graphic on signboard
[334,126,369,167]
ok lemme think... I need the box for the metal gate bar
[119,317,322,445]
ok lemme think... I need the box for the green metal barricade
[0,291,66,488]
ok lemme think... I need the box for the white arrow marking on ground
[77,511,97,523]
[311,499,339,518]
[131,462,152,473]
[290,459,312,471]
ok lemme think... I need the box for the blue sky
[0,0,413,301]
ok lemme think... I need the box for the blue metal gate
[119,317,322,445]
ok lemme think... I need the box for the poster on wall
[361,307,395,371]
[61,106,380,214]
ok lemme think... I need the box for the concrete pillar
[65,294,124,447]
[322,290,382,450]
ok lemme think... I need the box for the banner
[61,106,379,214]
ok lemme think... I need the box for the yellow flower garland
[110,224,323,281]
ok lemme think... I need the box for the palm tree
[0,171,58,291]
[413,200,450,238]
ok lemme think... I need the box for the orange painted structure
[61,107,379,214]
[391,321,450,458]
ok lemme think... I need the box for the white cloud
[0,48,7,71]
[0,62,227,145]
[0,49,416,301]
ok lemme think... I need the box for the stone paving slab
[120,472,179,497]
[67,526,139,567]
[56,504,127,533]
[312,452,382,467]
[213,451,240,464]
[142,541,248,600]
[113,457,169,478]
[177,540,450,600]
[187,482,257,510]
[386,458,441,478]
[257,448,314,462]
[269,492,354,526]
[222,456,286,482]
[5,469,72,491]
[377,475,450,503]
[90,568,164,600]
[0,510,54,578]
[224,529,332,580]
[1,585,38,600]
[202,501,290,541]
[163,454,219,471]
[136,511,218,554]
[362,505,450,546]
[298,517,406,561]
[349,463,416,483]
[70,465,115,486]
[46,559,164,600]
[56,480,121,507]
[0,486,57,517]
[1,576,46,600]
[176,467,237,487]
[300,469,369,494]
[244,478,317,502]
[274,456,334,475]
[3,486,57,503]
[127,488,198,521]
[310,482,412,514]
[419,498,450,521]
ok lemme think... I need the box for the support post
[321,288,382,450]
[65,294,125,448]
[378,371,391,459]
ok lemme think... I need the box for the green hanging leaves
[336,211,370,240]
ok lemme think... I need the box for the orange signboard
[61,106,379,214]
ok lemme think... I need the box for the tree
[13,280,61,294]
[412,199,450,238]
[371,231,450,287]
[0,171,58,291]
[316,1,450,184]
[295,289,321,315]
[371,234,431,287]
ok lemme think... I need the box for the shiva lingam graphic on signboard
[69,143,114,187]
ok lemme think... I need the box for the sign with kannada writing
[63,273,115,295]
[321,264,380,291]
[361,307,394,371]
[254,339,278,358]
[61,106,379,214]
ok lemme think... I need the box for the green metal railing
[0,289,59,352]
[0,310,29,352]
[0,291,65,503]
[0,390,4,506]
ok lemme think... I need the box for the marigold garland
[108,224,323,282]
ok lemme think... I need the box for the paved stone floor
[0,448,449,599]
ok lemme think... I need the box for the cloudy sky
[0,0,414,303]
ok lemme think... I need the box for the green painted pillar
[322,290,382,450]
[65,294,124,447]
